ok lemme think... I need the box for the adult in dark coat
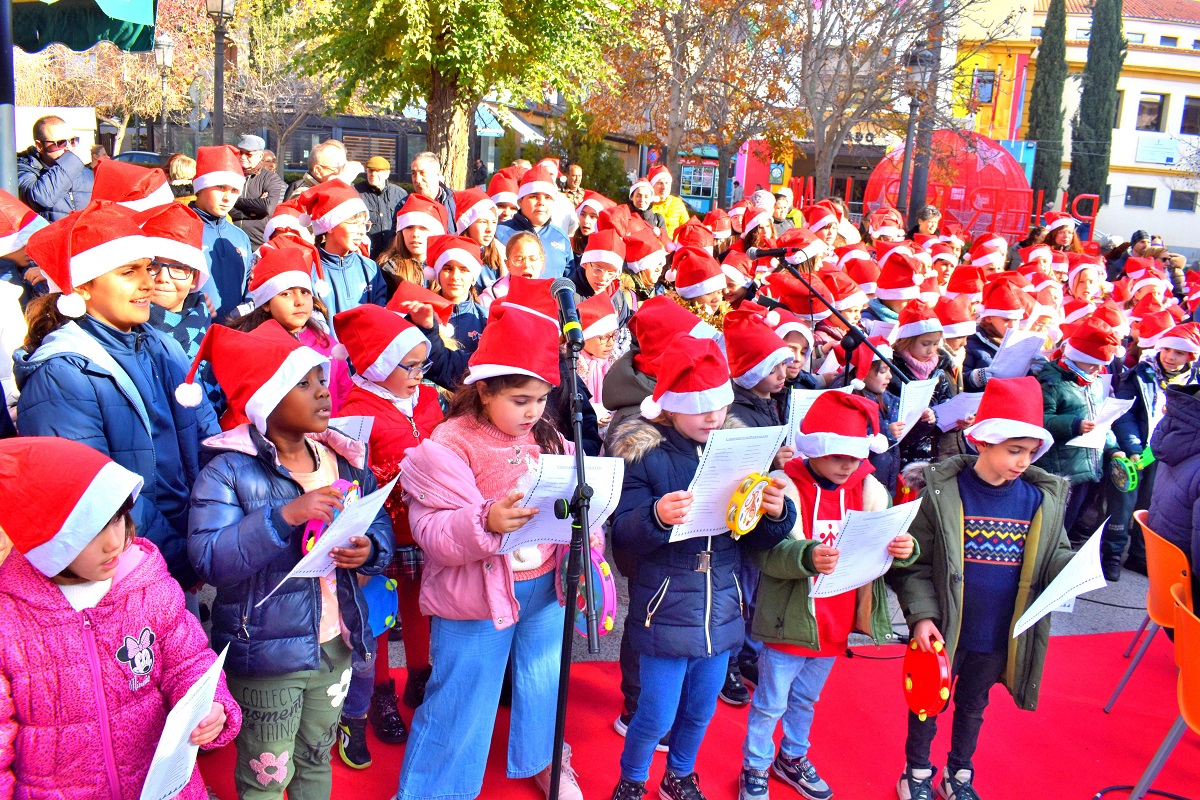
[1147,384,1200,601]
[354,156,409,258]
[16,115,93,221]
[229,135,287,249]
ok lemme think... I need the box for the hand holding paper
[810,500,923,598]
[190,703,226,746]
[896,378,939,444]
[1065,396,1135,449]
[500,455,625,553]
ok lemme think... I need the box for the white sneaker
[937,768,980,800]
[896,765,935,800]
[533,743,584,800]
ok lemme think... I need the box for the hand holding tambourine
[726,474,787,539]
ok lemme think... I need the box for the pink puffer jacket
[0,540,241,800]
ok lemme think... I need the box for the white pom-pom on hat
[766,310,780,327]
[56,292,87,318]
[174,381,203,408]
[850,378,865,391]
[330,343,349,360]
[424,265,437,282]
[640,395,663,419]
[314,278,332,297]
[440,323,456,339]
[868,433,889,454]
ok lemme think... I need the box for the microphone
[550,277,585,349]
[746,246,804,260]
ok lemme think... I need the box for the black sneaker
[1124,557,1148,576]
[771,753,831,800]
[739,658,760,690]
[337,716,372,769]
[738,767,770,799]
[659,770,706,800]
[612,711,669,752]
[612,778,646,800]
[368,679,409,744]
[719,667,751,706]
[938,768,981,800]
[403,665,432,709]
[896,765,936,800]
[388,622,404,642]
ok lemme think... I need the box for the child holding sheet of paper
[887,301,957,466]
[890,377,1076,800]
[184,322,393,800]
[608,335,795,800]
[0,437,240,800]
[738,392,915,800]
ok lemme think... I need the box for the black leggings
[904,649,1007,774]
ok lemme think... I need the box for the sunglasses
[39,136,80,152]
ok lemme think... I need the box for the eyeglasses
[38,136,80,152]
[400,360,434,377]
[148,260,196,280]
[509,255,544,266]
[344,216,372,231]
[593,331,617,343]
[588,265,621,279]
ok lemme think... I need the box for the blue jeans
[343,651,373,719]
[619,650,730,782]
[742,647,836,770]
[395,572,564,800]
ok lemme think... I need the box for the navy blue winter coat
[609,417,795,658]
[317,246,389,317]
[1113,357,1200,457]
[962,332,1000,392]
[188,425,395,677]
[16,147,92,221]
[1147,384,1200,589]
[730,384,782,429]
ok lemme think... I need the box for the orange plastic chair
[1128,583,1198,799]
[1105,510,1192,713]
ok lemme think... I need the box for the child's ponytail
[23,293,72,352]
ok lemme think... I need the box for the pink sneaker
[533,744,584,800]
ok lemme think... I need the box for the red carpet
[199,631,1199,798]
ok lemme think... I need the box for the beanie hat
[1019,243,1052,265]
[848,335,893,390]
[136,202,207,281]
[820,269,868,311]
[803,202,838,234]
[963,376,1054,460]
[769,272,834,321]
[895,299,943,340]
[671,217,715,253]
[453,188,498,234]
[630,295,719,376]
[875,252,924,301]
[25,200,155,318]
[1064,317,1122,366]
[517,165,559,200]
[332,304,429,382]
[845,257,881,295]
[176,321,329,434]
[0,190,48,257]
[674,246,726,299]
[1136,310,1176,349]
[835,243,870,270]
[795,392,889,458]
[623,227,667,275]
[91,159,174,210]
[465,303,561,386]
[640,335,733,418]
[579,292,619,340]
[488,170,519,208]
[1043,211,1077,233]
[725,309,794,389]
[767,307,815,352]
[264,200,314,243]
[576,190,615,218]
[868,207,905,239]
[704,207,732,240]
[426,234,483,283]
[777,226,826,265]
[647,164,672,188]
[192,145,246,193]
[581,229,627,271]
[248,243,320,308]
[967,233,1007,268]
[935,294,977,338]
[742,206,773,238]
[395,194,448,235]
[1150,321,1200,354]
[720,250,755,289]
[978,278,1027,320]
[0,438,144,577]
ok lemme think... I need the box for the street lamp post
[906,46,941,229]
[897,49,935,216]
[206,0,236,146]
[153,35,175,156]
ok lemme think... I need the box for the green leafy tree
[304,0,626,189]
[1067,0,1126,208]
[1026,0,1068,206]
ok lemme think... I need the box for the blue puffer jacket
[16,147,92,221]
[1147,384,1200,582]
[188,425,395,677]
[193,205,252,321]
[609,417,796,659]
[14,319,219,586]
[495,212,573,279]
[962,331,1000,392]
[317,247,389,317]
[1112,357,1200,456]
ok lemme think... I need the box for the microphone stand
[548,332,600,798]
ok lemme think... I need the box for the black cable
[1079,597,1147,610]
[1092,786,1194,800]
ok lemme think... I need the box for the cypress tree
[1068,0,1127,205]
[1027,0,1068,206]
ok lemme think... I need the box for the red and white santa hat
[868,207,905,240]
[728,201,751,226]
[845,257,881,295]
[427,234,483,283]
[466,303,561,386]
[1123,256,1154,280]
[767,306,815,351]
[624,227,667,275]
[919,274,941,305]
[1149,321,1200,355]
[248,241,323,307]
[671,217,715,254]
[630,295,720,377]
[1016,263,1056,294]
[488,169,520,208]
[912,233,937,251]
[939,223,966,249]
[332,303,429,382]
[1043,210,1077,233]
[263,200,314,243]
[1061,298,1093,325]
[640,334,733,418]
[629,174,652,197]
[875,252,924,301]
[930,242,958,269]
[803,202,838,234]
[0,438,144,577]
[387,279,456,331]
[1136,311,1177,349]
[742,206,773,238]
[963,376,1054,461]
[767,272,834,321]
[777,226,826,265]
[874,239,915,272]
[496,275,559,324]
[674,246,726,299]
[895,299,942,340]
[192,145,246,193]
[576,190,615,219]
[453,188,498,234]
[1066,253,1102,288]
[175,320,329,433]
[395,194,448,235]
[518,165,559,200]
[967,232,1007,268]
[647,164,672,189]
[136,203,207,281]
[721,250,755,289]
[0,189,48,257]
[704,207,732,240]
[834,243,869,270]
[581,229,627,271]
[1129,293,1165,323]
[942,264,983,302]
[1019,243,1052,265]
[796,392,889,458]
[935,294,976,338]
[1049,249,1069,276]
[25,200,156,318]
[297,180,369,236]
[978,278,1028,320]
[91,159,175,211]
[848,335,893,390]
[579,292,619,340]
[1131,265,1167,298]
[1063,317,1122,365]
[725,309,794,389]
[821,269,868,311]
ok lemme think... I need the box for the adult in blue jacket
[16,116,93,221]
[192,189,253,321]
[494,190,573,279]
[1147,383,1200,601]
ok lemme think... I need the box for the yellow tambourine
[727,472,771,539]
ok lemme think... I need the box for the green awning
[14,0,157,53]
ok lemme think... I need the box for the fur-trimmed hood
[609,414,747,463]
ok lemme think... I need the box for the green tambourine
[1110,447,1155,493]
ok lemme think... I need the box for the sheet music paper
[931,392,983,432]
[328,416,375,442]
[896,377,939,444]
[811,500,923,598]
[1065,396,1136,449]
[785,387,853,447]
[500,455,625,553]
[988,328,1043,379]
[1013,524,1108,637]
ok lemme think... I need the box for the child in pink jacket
[0,437,240,800]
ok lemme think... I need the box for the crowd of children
[0,149,1198,800]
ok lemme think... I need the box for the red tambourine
[902,639,952,721]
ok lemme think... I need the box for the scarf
[1151,354,1190,389]
[941,344,966,385]
[351,374,417,416]
[900,348,939,381]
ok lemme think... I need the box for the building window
[1114,90,1124,128]
[1077,28,1091,40]
[1162,36,1179,47]
[1102,185,1111,205]
[1125,186,1156,208]
[1194,39,1200,49]
[972,70,996,104]
[1031,26,1043,37]
[1183,97,1200,135]
[1136,94,1167,131]
[1169,190,1198,211]
[1127,32,1145,44]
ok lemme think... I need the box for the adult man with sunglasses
[230,134,287,250]
[17,116,94,221]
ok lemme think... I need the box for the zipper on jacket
[83,614,123,800]
[732,571,744,617]
[644,577,671,627]
[703,536,714,655]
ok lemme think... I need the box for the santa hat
[0,190,48,257]
[1131,266,1167,298]
[704,207,732,240]
[769,272,834,321]
[728,201,751,226]
[868,207,905,240]
[930,242,957,269]
[581,229,627,271]
[1066,253,1103,288]
[535,158,561,179]
[742,206,773,237]
[293,181,366,236]
[1136,311,1177,349]
[0,438,144,577]
[835,243,869,270]
[1092,301,1129,335]
[624,227,667,275]
[598,204,640,237]
[175,321,329,434]
[967,233,1007,268]
[978,278,1027,320]
[332,304,429,382]
[725,309,794,389]
[395,194,448,235]
[25,201,155,318]
[192,145,246,193]
[845,257,881,295]
[136,203,207,281]
[1129,293,1165,323]
[895,299,943,340]
[576,190,615,218]
[803,202,838,234]
[795,392,889,458]
[640,335,733,418]
[578,292,619,340]
[913,233,937,251]
[777,226,826,265]
[674,246,726,299]
[488,170,519,208]
[720,251,755,289]
[1123,256,1155,280]
[517,165,559,200]
[647,164,672,188]
[630,295,719,376]
[465,304,560,386]
[496,275,559,324]
[963,377,1054,460]
[1049,249,1069,276]
[1151,321,1200,354]
[820,269,868,311]
[1016,264,1056,294]
[939,223,966,249]
[1019,243,1052,264]
[848,335,893,389]
[264,200,315,243]
[91,159,174,211]
[874,239,916,272]
[453,188,498,234]
[1061,298,1094,325]
[1043,211,1077,233]
[628,175,652,197]
[427,234,483,283]
[1063,317,1122,366]
[386,280,456,334]
[248,242,322,308]
[1109,276,1133,305]
[875,252,924,301]
[935,294,976,338]
[767,307,815,351]
[672,217,715,254]
[919,274,941,305]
